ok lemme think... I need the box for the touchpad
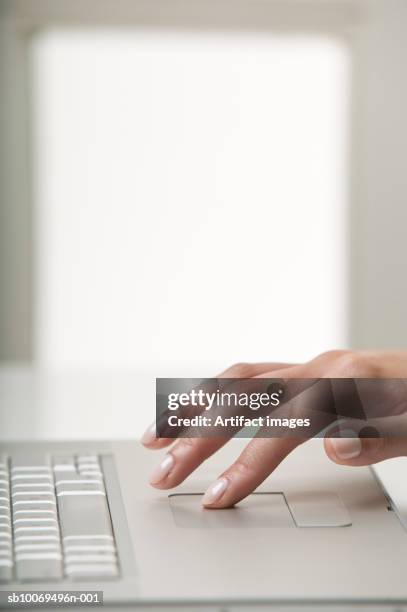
[169,493,294,529]
[169,491,351,529]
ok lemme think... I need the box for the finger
[202,437,305,508]
[141,421,173,450]
[141,361,299,449]
[148,437,229,488]
[324,435,407,466]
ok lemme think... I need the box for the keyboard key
[65,551,117,563]
[11,471,52,478]
[64,547,115,558]
[78,463,102,475]
[56,480,105,497]
[58,494,113,539]
[13,482,54,490]
[16,552,62,561]
[0,557,12,565]
[0,534,11,542]
[63,545,114,554]
[11,453,51,470]
[77,455,98,464]
[66,563,118,578]
[15,535,60,543]
[53,456,76,473]
[16,558,63,581]
[13,515,59,530]
[55,475,103,486]
[14,519,58,529]
[14,527,59,538]
[63,534,113,543]
[0,563,13,583]
[12,470,50,477]
[15,543,61,553]
[13,501,57,511]
[13,504,57,516]
[12,491,55,501]
[79,471,103,478]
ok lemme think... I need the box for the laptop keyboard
[0,453,119,583]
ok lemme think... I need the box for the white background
[31,30,349,376]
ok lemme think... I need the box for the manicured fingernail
[141,422,157,445]
[331,435,362,459]
[149,454,174,484]
[202,478,229,506]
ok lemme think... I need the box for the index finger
[202,436,305,508]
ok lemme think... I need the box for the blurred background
[1,0,406,439]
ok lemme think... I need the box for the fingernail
[202,477,229,506]
[141,422,157,445]
[149,454,174,484]
[331,435,362,459]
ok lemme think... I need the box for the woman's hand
[141,350,407,508]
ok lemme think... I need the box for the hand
[141,350,407,508]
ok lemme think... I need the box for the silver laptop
[1,437,407,611]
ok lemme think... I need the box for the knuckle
[228,457,256,480]
[176,438,210,463]
[317,349,349,363]
[333,352,378,377]
[177,437,198,451]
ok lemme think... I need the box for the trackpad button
[285,491,352,527]
[169,493,294,529]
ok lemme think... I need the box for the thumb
[324,434,407,466]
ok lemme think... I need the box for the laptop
[1,436,407,611]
